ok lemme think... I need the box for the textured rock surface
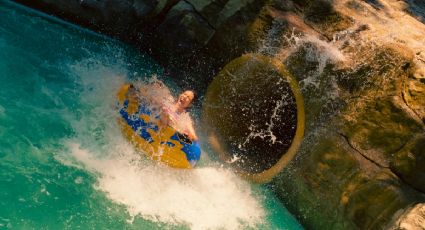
[154,1,216,57]
[265,0,425,229]
[389,203,425,230]
[13,0,267,89]
[391,134,425,193]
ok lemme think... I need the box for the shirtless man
[138,81,198,141]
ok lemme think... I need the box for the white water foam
[57,58,265,230]
[67,143,264,230]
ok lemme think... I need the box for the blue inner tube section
[119,99,201,164]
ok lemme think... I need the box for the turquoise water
[0,1,303,229]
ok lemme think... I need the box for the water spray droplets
[240,94,288,150]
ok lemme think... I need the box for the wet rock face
[13,0,267,89]
[404,0,425,23]
[339,48,423,169]
[404,62,425,122]
[155,1,216,57]
[389,203,425,230]
[259,0,425,229]
[14,0,145,35]
[391,135,425,193]
[297,0,354,40]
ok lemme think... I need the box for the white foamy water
[335,0,425,50]
[56,58,265,230]
[334,0,425,72]
[67,143,264,230]
[302,35,346,73]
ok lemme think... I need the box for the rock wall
[260,0,425,229]
[13,0,268,90]
[389,203,425,230]
[274,45,425,228]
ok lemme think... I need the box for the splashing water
[255,0,425,131]
[59,65,265,229]
[258,0,425,95]
[334,0,425,74]
[240,94,288,149]
[0,1,303,229]
[65,143,264,230]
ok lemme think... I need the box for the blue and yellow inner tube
[117,84,201,168]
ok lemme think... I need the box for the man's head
[176,90,195,110]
